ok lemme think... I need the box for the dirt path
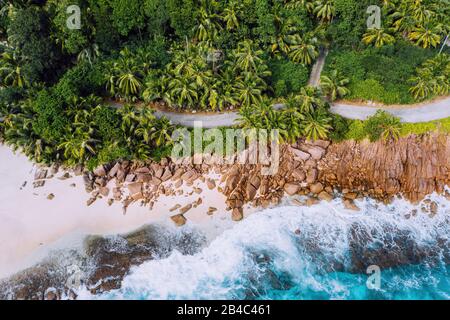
[308,49,328,87]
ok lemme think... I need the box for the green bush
[89,143,131,170]
[329,113,350,142]
[109,0,146,36]
[0,87,25,108]
[400,118,450,136]
[349,79,386,102]
[269,58,309,97]
[32,90,69,143]
[54,62,104,102]
[7,6,63,83]
[363,110,401,142]
[326,43,435,105]
[344,120,366,141]
[93,106,123,141]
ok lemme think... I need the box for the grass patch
[331,113,450,143]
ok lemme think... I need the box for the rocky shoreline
[2,132,449,300]
[32,132,450,224]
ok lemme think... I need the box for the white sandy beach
[0,145,251,279]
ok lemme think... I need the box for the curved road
[152,103,285,128]
[106,51,449,127]
[154,109,240,128]
[331,97,450,123]
[149,98,450,128]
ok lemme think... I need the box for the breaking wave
[77,195,450,300]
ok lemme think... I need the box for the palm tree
[281,106,305,142]
[151,117,174,147]
[390,7,417,35]
[215,71,239,110]
[284,0,314,12]
[313,0,335,23]
[412,3,435,25]
[167,77,199,109]
[222,2,240,31]
[232,40,264,73]
[320,70,350,101]
[302,109,332,140]
[117,73,142,99]
[408,25,441,48]
[0,51,27,87]
[58,130,98,165]
[363,28,396,48]
[235,77,264,108]
[118,104,139,136]
[193,8,221,44]
[409,54,450,100]
[289,34,319,65]
[291,86,323,113]
[270,16,298,56]
[77,43,100,65]
[380,118,401,142]
[105,48,145,101]
[409,71,433,100]
[135,119,154,144]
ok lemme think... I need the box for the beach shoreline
[1,130,449,286]
[0,145,252,279]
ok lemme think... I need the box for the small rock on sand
[232,207,244,221]
[206,179,216,190]
[58,172,72,180]
[207,207,217,215]
[33,181,46,188]
[179,204,193,214]
[170,204,182,212]
[47,193,55,200]
[194,187,203,194]
[86,197,97,207]
[171,214,187,227]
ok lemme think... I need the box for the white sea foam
[77,194,450,300]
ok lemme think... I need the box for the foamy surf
[69,194,449,300]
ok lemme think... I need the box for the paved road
[148,99,450,127]
[108,98,450,128]
[154,109,240,128]
[331,97,450,123]
[105,49,449,127]
[152,104,285,128]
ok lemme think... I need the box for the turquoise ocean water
[78,196,449,300]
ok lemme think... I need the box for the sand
[0,145,252,279]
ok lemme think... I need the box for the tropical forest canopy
[0,0,449,168]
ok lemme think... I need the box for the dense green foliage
[325,42,439,104]
[0,0,449,169]
[0,88,176,168]
[237,87,333,141]
[269,59,310,98]
[327,0,449,104]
